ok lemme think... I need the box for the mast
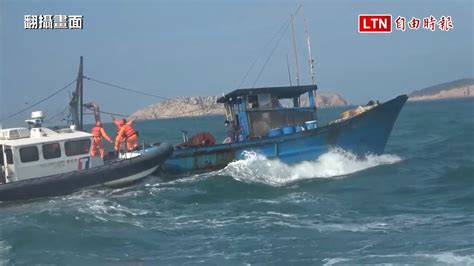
[75,56,84,130]
[69,57,82,128]
[301,7,316,85]
[286,53,293,86]
[299,6,317,111]
[290,14,300,87]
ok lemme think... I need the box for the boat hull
[0,143,173,202]
[161,95,408,176]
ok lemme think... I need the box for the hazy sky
[1,0,473,126]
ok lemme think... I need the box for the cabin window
[258,94,271,108]
[20,146,39,163]
[248,95,259,109]
[5,149,13,164]
[272,96,283,108]
[65,139,91,156]
[43,143,61,159]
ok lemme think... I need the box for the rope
[83,76,173,101]
[238,5,302,89]
[0,79,77,122]
[237,19,290,89]
[251,21,291,88]
[82,76,219,118]
[98,110,130,118]
[44,105,70,124]
[237,5,302,90]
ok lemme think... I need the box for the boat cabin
[0,112,101,184]
[217,85,318,140]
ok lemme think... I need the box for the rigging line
[44,105,70,123]
[97,110,130,118]
[83,76,218,115]
[0,79,77,122]
[290,13,300,86]
[237,20,290,89]
[251,21,291,88]
[98,107,206,119]
[237,4,303,90]
[133,106,210,118]
[250,5,303,88]
[83,76,173,101]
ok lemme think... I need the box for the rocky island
[130,91,348,120]
[409,78,474,101]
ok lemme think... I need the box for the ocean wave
[75,197,149,225]
[323,251,474,265]
[0,241,11,266]
[219,149,401,186]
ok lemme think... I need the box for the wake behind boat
[0,111,173,202]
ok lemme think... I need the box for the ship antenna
[301,6,316,85]
[290,13,300,86]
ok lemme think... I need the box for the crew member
[111,115,125,132]
[90,121,112,158]
[223,120,235,144]
[111,115,125,151]
[115,118,139,152]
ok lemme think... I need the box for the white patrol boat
[0,111,173,202]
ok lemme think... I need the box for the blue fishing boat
[158,8,408,175]
[161,85,408,175]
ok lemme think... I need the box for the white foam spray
[0,241,11,265]
[219,149,401,186]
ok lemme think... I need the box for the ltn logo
[359,14,392,33]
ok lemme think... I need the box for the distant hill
[130,92,348,120]
[409,78,474,101]
[301,92,348,108]
[130,96,223,120]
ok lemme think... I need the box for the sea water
[0,98,473,265]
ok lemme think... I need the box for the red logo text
[359,14,392,33]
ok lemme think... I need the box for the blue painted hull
[161,95,408,175]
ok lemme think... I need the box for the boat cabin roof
[0,127,92,147]
[217,85,317,104]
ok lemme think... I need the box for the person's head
[224,120,230,127]
[123,119,127,124]
[116,119,125,127]
[95,121,102,127]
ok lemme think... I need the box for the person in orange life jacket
[90,121,112,158]
[114,118,138,152]
[111,115,125,132]
[111,115,126,151]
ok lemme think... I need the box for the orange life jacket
[121,124,136,139]
[91,126,103,138]
[113,119,124,132]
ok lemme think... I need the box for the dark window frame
[20,146,39,163]
[248,95,259,109]
[65,139,91,156]
[42,143,62,159]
